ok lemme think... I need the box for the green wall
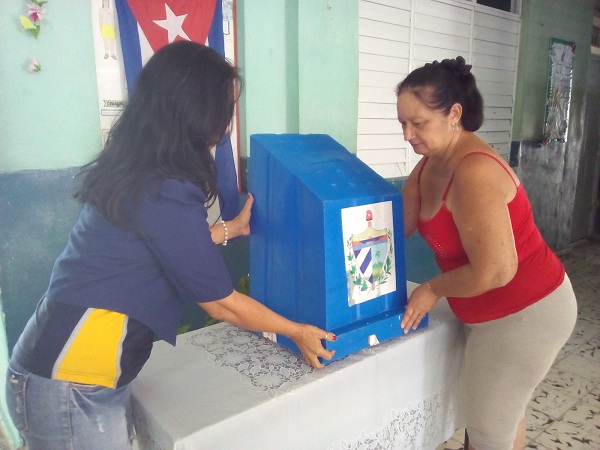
[236,0,299,144]
[513,0,594,141]
[0,0,101,172]
[297,0,358,151]
[1,0,360,167]
[237,0,359,156]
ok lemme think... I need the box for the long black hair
[396,56,484,132]
[76,41,240,229]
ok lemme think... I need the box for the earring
[452,123,459,132]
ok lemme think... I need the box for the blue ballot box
[249,134,427,363]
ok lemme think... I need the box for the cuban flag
[114,0,240,220]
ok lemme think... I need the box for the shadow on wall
[0,169,82,352]
[0,169,84,450]
[0,169,238,350]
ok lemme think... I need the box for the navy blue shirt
[46,178,234,344]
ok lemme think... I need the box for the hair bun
[437,56,472,77]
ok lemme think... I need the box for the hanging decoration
[542,38,576,144]
[19,1,47,73]
[19,1,48,38]
[27,58,42,72]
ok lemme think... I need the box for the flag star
[153,4,190,43]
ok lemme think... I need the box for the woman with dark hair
[6,41,335,450]
[397,56,576,450]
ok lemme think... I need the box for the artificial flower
[19,15,41,38]
[19,15,37,30]
[27,3,48,23]
[27,58,41,72]
[19,1,47,38]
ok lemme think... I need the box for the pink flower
[27,58,41,73]
[27,3,47,23]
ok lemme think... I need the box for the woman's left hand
[230,193,253,237]
[200,291,336,369]
[211,194,254,244]
[291,324,336,368]
[400,281,439,334]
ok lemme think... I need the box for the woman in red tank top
[396,57,577,450]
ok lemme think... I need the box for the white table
[132,283,466,450]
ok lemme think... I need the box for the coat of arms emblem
[343,203,396,306]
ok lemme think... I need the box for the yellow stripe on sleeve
[53,308,127,388]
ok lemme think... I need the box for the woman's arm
[210,194,253,244]
[446,156,518,290]
[199,290,336,368]
[401,153,518,332]
[402,159,425,237]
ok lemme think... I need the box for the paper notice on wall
[91,0,127,144]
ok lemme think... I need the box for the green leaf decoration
[19,16,41,38]
[20,15,36,30]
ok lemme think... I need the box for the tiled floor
[438,239,600,450]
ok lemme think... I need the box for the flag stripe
[115,0,142,94]
[207,0,239,220]
[113,0,240,220]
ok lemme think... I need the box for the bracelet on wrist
[221,220,228,246]
[426,281,438,297]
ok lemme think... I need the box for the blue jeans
[6,359,134,450]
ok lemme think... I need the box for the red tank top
[417,152,565,323]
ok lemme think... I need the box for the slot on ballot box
[249,134,427,363]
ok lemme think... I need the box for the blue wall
[0,169,81,352]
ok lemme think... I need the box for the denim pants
[6,359,134,450]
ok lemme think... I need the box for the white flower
[27,3,47,22]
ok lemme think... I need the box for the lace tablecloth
[132,285,466,450]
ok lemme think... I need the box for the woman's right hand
[401,281,439,334]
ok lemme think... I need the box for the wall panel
[358,0,521,177]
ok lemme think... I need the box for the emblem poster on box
[342,202,396,307]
